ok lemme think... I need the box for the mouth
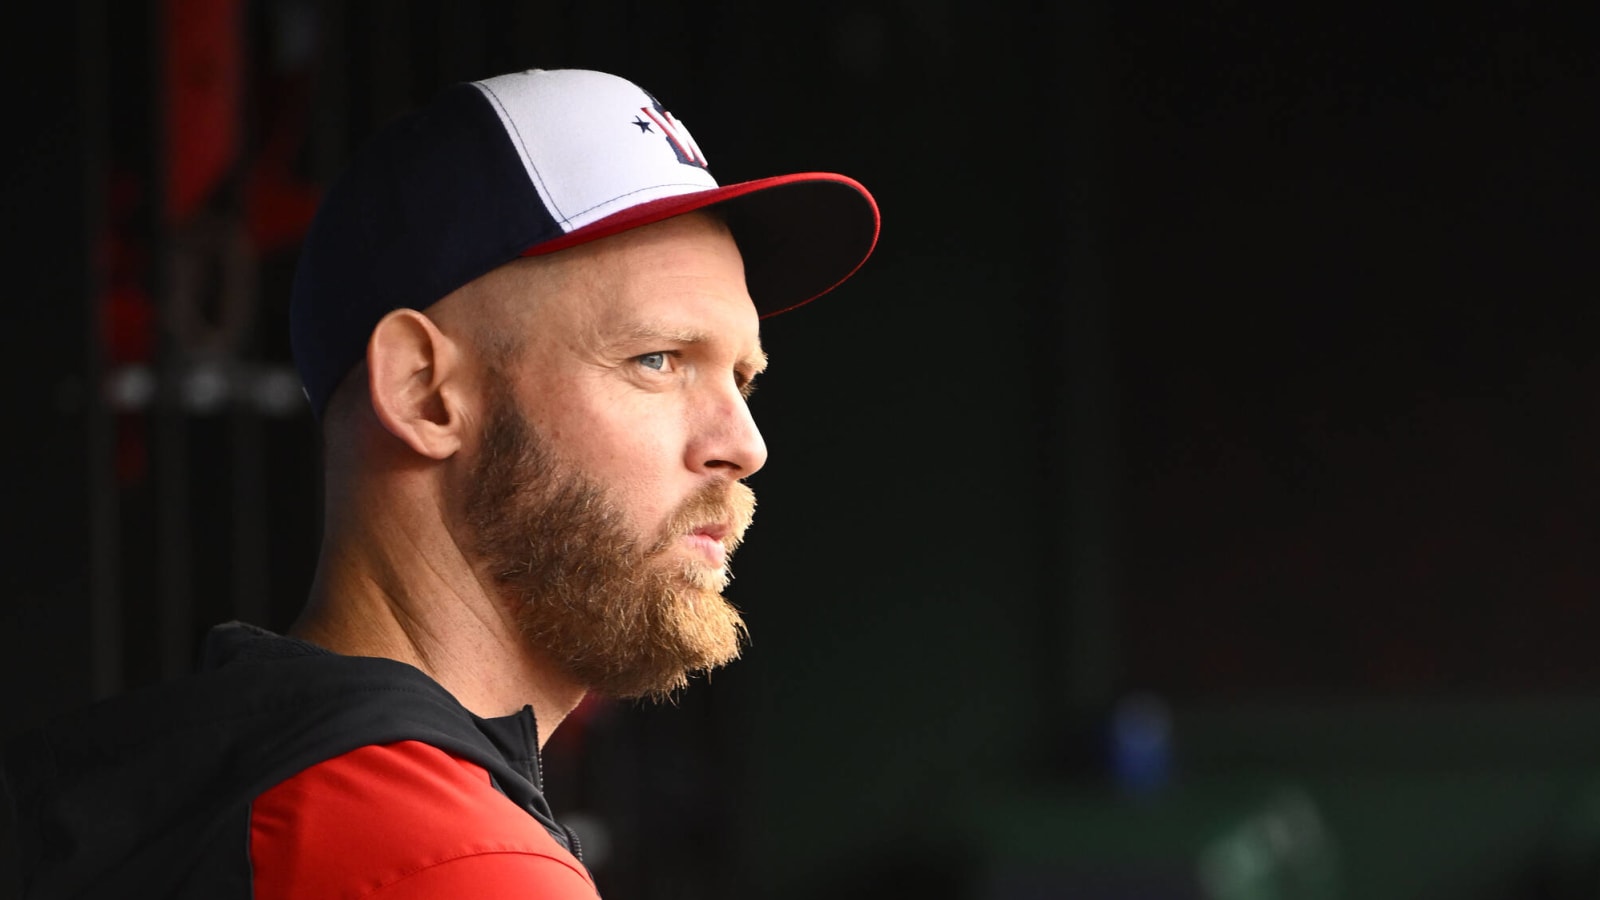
[694,521,730,543]
[681,522,732,567]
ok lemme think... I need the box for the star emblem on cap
[632,116,653,133]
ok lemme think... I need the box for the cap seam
[564,182,717,223]
[475,81,570,226]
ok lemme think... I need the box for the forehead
[509,213,762,350]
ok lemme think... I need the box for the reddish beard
[463,380,754,700]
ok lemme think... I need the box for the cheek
[570,393,677,464]
[553,398,690,526]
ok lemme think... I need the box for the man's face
[455,213,769,699]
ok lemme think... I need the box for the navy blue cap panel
[290,83,561,416]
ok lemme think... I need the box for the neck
[291,497,586,748]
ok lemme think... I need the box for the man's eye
[637,352,668,371]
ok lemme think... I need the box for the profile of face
[456,213,769,700]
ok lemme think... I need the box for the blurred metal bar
[83,0,122,700]
[151,1,193,680]
[230,7,266,630]
[1059,0,1117,712]
[1034,0,1117,716]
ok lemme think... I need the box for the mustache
[652,480,757,556]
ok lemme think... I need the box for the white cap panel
[472,69,721,232]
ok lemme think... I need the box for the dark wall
[1111,2,1600,699]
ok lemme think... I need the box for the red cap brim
[521,172,880,317]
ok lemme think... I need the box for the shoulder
[250,740,597,899]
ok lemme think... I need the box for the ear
[366,309,467,460]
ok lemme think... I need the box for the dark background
[4,2,1599,898]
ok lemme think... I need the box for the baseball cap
[290,68,880,418]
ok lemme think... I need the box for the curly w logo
[640,103,708,169]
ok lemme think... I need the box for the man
[4,68,877,898]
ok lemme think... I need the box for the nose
[692,387,768,478]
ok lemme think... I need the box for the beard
[462,378,754,701]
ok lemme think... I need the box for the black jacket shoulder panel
[3,623,567,899]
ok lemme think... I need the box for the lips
[693,522,730,544]
[682,529,729,567]
[679,516,747,569]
